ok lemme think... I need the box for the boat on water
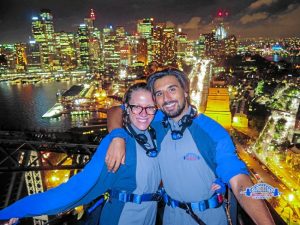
[42,103,64,118]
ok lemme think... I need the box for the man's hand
[105,138,126,172]
[2,218,19,225]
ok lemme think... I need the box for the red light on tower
[216,9,229,18]
[90,9,95,20]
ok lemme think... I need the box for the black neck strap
[125,124,158,157]
[162,106,197,140]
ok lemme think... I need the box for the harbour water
[0,80,88,131]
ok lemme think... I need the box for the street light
[288,194,294,225]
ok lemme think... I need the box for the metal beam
[0,139,98,172]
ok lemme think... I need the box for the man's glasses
[128,105,157,115]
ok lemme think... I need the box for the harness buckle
[132,194,142,204]
[152,193,163,201]
[118,191,130,202]
[183,202,190,212]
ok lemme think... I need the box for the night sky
[0,0,299,43]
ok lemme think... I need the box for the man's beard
[162,99,186,118]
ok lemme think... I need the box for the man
[106,68,275,225]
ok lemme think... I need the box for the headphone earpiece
[136,134,147,144]
[163,106,197,140]
[162,116,168,128]
[125,124,158,157]
[171,130,183,140]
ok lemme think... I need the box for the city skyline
[0,0,300,43]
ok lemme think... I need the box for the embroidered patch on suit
[183,153,201,160]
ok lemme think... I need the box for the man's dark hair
[146,68,190,102]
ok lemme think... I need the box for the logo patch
[240,183,280,199]
[183,153,201,161]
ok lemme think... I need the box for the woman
[0,82,161,225]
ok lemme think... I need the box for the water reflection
[0,81,78,131]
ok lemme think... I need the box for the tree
[255,81,264,96]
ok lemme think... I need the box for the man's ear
[184,92,188,98]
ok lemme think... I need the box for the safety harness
[108,189,162,203]
[87,188,224,225]
[162,190,224,225]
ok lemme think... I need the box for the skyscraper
[161,27,176,64]
[137,18,154,65]
[77,24,89,70]
[103,26,119,70]
[26,40,42,73]
[15,43,27,72]
[31,9,55,71]
[54,32,77,70]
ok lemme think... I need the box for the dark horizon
[0,0,300,43]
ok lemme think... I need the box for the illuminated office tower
[206,10,235,59]
[195,34,206,58]
[84,9,102,72]
[115,27,130,67]
[55,32,77,70]
[204,88,232,129]
[151,39,161,64]
[213,23,228,58]
[137,18,154,65]
[204,32,217,57]
[136,37,148,65]
[15,43,27,72]
[116,26,126,46]
[89,29,102,72]
[26,40,42,73]
[215,23,227,41]
[84,18,94,32]
[152,23,165,64]
[0,45,9,73]
[103,26,119,70]
[74,9,101,72]
[115,26,127,66]
[77,24,89,70]
[185,40,196,63]
[126,34,139,66]
[161,27,176,64]
[0,44,16,71]
[31,9,55,71]
[175,29,188,61]
[137,18,154,39]
[225,35,237,56]
[119,44,130,66]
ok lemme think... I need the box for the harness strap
[163,193,223,211]
[163,193,223,225]
[109,190,162,204]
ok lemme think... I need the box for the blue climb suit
[151,109,249,225]
[0,129,161,225]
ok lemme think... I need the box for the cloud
[231,4,300,37]
[248,0,277,10]
[178,17,202,30]
[166,21,175,28]
[240,12,269,24]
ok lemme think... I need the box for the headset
[162,106,197,140]
[125,124,158,157]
